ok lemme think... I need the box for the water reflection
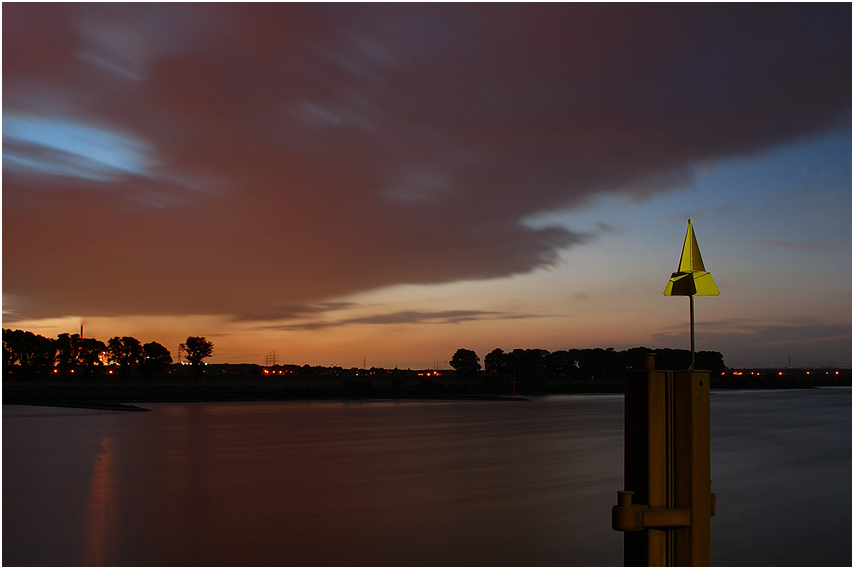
[2,390,850,566]
[86,436,115,566]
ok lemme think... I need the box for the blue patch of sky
[527,126,851,254]
[688,127,851,224]
[516,127,852,318]
[3,114,156,182]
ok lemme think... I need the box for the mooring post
[612,354,715,566]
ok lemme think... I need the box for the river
[3,388,850,566]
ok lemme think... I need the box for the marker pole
[689,295,695,370]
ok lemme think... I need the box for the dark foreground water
[3,388,850,566]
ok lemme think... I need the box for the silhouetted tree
[54,333,106,377]
[450,348,481,379]
[620,348,724,374]
[54,333,80,376]
[618,347,725,374]
[3,329,56,378]
[78,338,107,376]
[560,349,586,382]
[484,348,509,378]
[695,351,726,374]
[506,348,550,387]
[548,350,576,381]
[184,336,213,366]
[622,347,655,371]
[142,341,172,377]
[569,348,622,381]
[2,331,11,370]
[108,336,143,376]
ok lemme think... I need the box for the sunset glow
[3,4,851,369]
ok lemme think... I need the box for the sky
[3,3,851,369]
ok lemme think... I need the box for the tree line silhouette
[3,329,213,379]
[449,346,726,386]
[3,327,725,388]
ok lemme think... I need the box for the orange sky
[4,4,851,369]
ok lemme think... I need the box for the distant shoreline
[3,372,848,411]
[2,380,535,410]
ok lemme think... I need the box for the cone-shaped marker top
[664,219,719,296]
[677,219,706,272]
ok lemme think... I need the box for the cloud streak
[3,4,850,321]
[263,308,538,332]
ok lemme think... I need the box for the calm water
[3,388,850,566]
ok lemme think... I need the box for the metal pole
[689,295,695,370]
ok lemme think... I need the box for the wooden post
[613,355,714,566]
[672,370,711,566]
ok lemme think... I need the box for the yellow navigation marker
[664,219,719,297]
[664,219,718,369]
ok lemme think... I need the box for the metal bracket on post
[612,491,692,532]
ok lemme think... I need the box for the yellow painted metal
[663,219,719,369]
[614,359,714,566]
[663,219,719,297]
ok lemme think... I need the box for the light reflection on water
[85,436,114,567]
[2,389,850,566]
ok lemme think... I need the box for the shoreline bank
[4,377,847,411]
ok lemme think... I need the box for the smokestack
[80,324,83,338]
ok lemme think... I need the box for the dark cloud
[231,302,358,322]
[264,309,534,332]
[3,4,850,319]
